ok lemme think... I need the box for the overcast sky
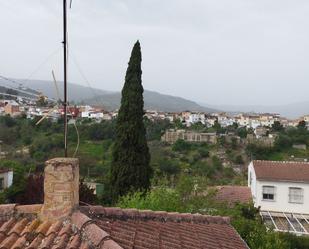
[0,0,308,106]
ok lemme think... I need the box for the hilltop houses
[1,96,309,134]
[0,100,21,117]
[161,129,217,144]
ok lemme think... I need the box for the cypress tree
[110,41,152,200]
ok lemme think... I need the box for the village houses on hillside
[1,98,309,133]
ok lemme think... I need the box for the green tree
[110,41,152,201]
[272,121,284,132]
[236,127,248,138]
[298,120,307,129]
[172,139,191,152]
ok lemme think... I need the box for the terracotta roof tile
[36,220,52,235]
[71,211,92,230]
[0,233,19,248]
[0,218,16,234]
[0,211,89,249]
[21,219,40,235]
[11,234,28,248]
[0,204,248,249]
[27,233,44,248]
[83,207,248,249]
[101,239,123,249]
[252,160,309,182]
[46,220,63,236]
[51,233,70,249]
[8,218,28,235]
[40,233,57,248]
[67,234,81,248]
[80,240,92,249]
[83,223,110,247]
[214,186,252,205]
[0,205,16,221]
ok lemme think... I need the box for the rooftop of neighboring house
[251,160,309,183]
[0,158,249,249]
[214,186,252,206]
[0,203,249,249]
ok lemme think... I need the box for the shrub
[172,139,191,152]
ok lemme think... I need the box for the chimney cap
[46,157,79,166]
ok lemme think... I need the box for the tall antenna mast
[63,0,68,157]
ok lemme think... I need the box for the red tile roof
[81,206,249,249]
[214,186,252,206]
[252,160,309,183]
[0,204,119,249]
[0,204,249,249]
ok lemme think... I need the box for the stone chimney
[40,158,79,221]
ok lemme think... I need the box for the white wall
[7,171,13,187]
[255,180,309,214]
[0,171,13,190]
[248,162,309,214]
[248,162,257,204]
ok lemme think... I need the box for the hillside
[0,78,109,101]
[0,78,216,112]
[205,103,309,119]
[83,90,217,112]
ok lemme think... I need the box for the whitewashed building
[0,168,13,191]
[248,160,309,235]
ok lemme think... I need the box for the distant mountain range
[1,78,308,118]
[0,79,217,113]
[204,103,309,119]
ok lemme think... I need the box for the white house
[0,168,13,191]
[81,111,104,120]
[248,160,309,235]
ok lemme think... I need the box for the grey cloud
[0,0,308,106]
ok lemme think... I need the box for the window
[262,186,275,201]
[289,187,304,204]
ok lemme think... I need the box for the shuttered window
[262,186,275,201]
[289,187,304,204]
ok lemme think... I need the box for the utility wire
[0,77,39,97]
[0,46,62,101]
[67,107,80,158]
[24,47,62,83]
[0,75,56,102]
[0,92,35,101]
[0,75,57,101]
[50,69,80,158]
[69,52,105,108]
[0,75,27,87]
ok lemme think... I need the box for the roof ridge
[81,206,230,225]
[253,160,309,165]
[216,185,249,188]
[71,210,122,249]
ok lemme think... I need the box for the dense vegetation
[247,122,309,161]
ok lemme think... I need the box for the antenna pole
[63,0,68,157]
